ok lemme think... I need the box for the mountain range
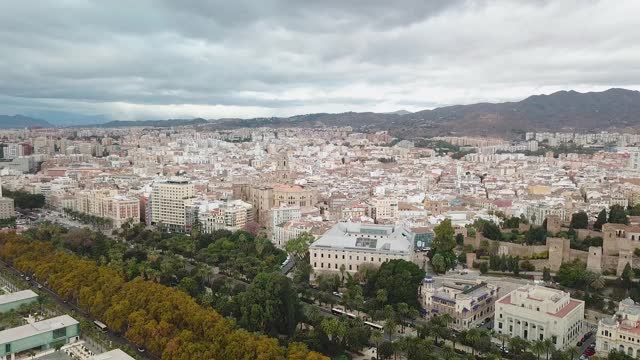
[0,115,53,128]
[2,88,640,138]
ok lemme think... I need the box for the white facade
[150,178,195,232]
[309,222,414,274]
[270,205,301,231]
[596,298,640,358]
[494,285,585,350]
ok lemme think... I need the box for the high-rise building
[0,179,14,220]
[150,178,195,232]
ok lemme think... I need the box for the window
[349,265,352,270]
[342,255,345,259]
[314,262,317,267]
[321,263,324,268]
[5,344,11,353]
[321,253,324,258]
[335,264,338,269]
[53,327,67,339]
[498,322,503,329]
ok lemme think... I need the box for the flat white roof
[0,289,38,306]
[310,222,413,254]
[0,315,78,344]
[92,349,135,360]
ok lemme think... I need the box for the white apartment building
[421,277,499,331]
[494,285,585,350]
[270,205,301,231]
[596,298,640,358]
[187,199,253,233]
[368,198,399,222]
[150,178,195,232]
[309,222,414,274]
[628,148,640,170]
[72,190,140,228]
[0,182,15,219]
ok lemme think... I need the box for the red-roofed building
[494,285,585,350]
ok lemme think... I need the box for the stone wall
[548,237,570,271]
[601,255,620,274]
[576,229,602,241]
[466,252,477,268]
[546,215,562,235]
[525,259,551,271]
[518,223,532,233]
[569,248,589,263]
[586,247,603,273]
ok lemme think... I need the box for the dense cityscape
[3,1,640,360]
[0,125,638,360]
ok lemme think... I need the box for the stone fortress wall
[466,216,640,275]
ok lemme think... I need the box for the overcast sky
[1,0,639,120]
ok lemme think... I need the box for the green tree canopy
[569,211,589,229]
[432,219,455,252]
[235,271,301,336]
[594,208,607,230]
[366,259,425,308]
[609,204,630,225]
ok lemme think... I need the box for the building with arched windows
[596,298,640,358]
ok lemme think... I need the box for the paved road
[0,259,153,360]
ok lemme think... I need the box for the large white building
[596,298,640,358]
[309,222,414,274]
[494,285,585,350]
[187,199,253,233]
[270,205,301,231]
[150,178,195,232]
[421,277,499,331]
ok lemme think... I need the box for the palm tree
[440,344,456,359]
[466,329,482,356]
[384,318,397,340]
[370,330,384,360]
[509,337,529,356]
[530,339,546,360]
[496,333,510,352]
[542,338,555,360]
[564,345,580,360]
[589,273,605,292]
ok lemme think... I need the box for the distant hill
[96,118,209,128]
[0,115,53,129]
[207,88,640,138]
[6,88,640,137]
[396,88,640,138]
[23,110,110,126]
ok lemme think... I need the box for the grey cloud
[0,0,639,120]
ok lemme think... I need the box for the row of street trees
[63,208,113,229]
